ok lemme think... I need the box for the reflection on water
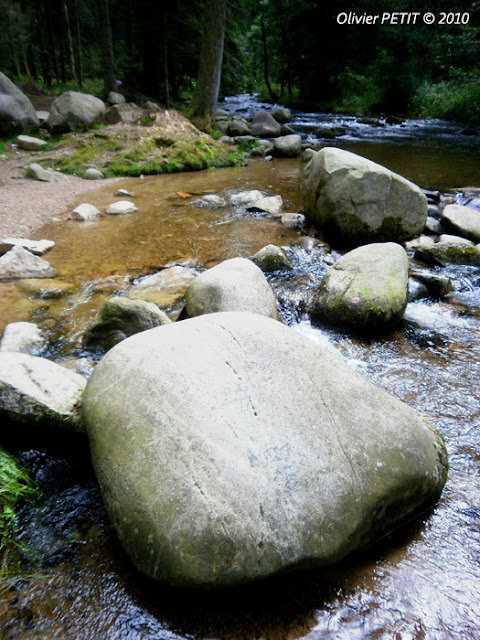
[1,116,480,639]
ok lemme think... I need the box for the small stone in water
[105,201,138,215]
[115,189,135,197]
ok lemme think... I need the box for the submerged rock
[127,266,198,312]
[0,246,55,279]
[69,203,101,221]
[247,195,283,213]
[83,297,171,353]
[251,244,293,272]
[185,258,279,319]
[105,200,138,215]
[82,311,448,588]
[311,242,409,334]
[301,147,428,246]
[228,190,265,205]
[0,321,46,356]
[0,352,86,433]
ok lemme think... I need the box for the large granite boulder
[82,311,448,588]
[48,91,105,133]
[0,352,86,433]
[0,72,39,136]
[311,242,409,334]
[250,111,282,138]
[83,297,171,353]
[185,258,279,319]
[301,147,428,246]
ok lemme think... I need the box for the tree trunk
[63,1,77,84]
[257,1,277,103]
[73,0,83,88]
[97,0,117,96]
[188,0,227,127]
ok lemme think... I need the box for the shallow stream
[1,101,480,639]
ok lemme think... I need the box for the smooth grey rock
[185,258,279,319]
[0,246,55,280]
[438,234,474,246]
[69,203,101,221]
[409,269,454,298]
[0,322,46,356]
[441,204,480,243]
[280,124,296,136]
[250,111,282,138]
[127,266,198,312]
[311,242,409,334]
[0,71,39,136]
[48,91,105,133]
[271,107,291,123]
[35,110,50,126]
[425,216,445,235]
[404,235,435,252]
[115,189,135,197]
[82,311,448,588]
[83,297,171,352]
[281,213,305,229]
[247,195,283,214]
[408,278,429,301]
[301,147,428,246]
[251,244,293,272]
[228,190,265,205]
[0,352,86,432]
[273,134,302,158]
[83,167,104,180]
[216,109,229,117]
[258,139,274,155]
[0,237,54,256]
[25,163,69,183]
[104,103,137,125]
[144,100,160,111]
[16,135,47,151]
[107,91,126,105]
[105,200,138,215]
[302,148,317,162]
[227,119,251,137]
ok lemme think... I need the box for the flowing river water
[1,98,480,639]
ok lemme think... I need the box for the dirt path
[0,151,120,238]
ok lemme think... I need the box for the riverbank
[0,153,120,238]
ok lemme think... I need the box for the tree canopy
[0,0,479,122]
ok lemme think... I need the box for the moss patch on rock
[46,110,244,177]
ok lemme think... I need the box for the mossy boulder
[83,297,171,353]
[311,242,409,334]
[415,237,480,266]
[251,244,293,272]
[185,258,279,319]
[82,311,448,588]
[301,147,428,247]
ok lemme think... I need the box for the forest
[0,0,480,123]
